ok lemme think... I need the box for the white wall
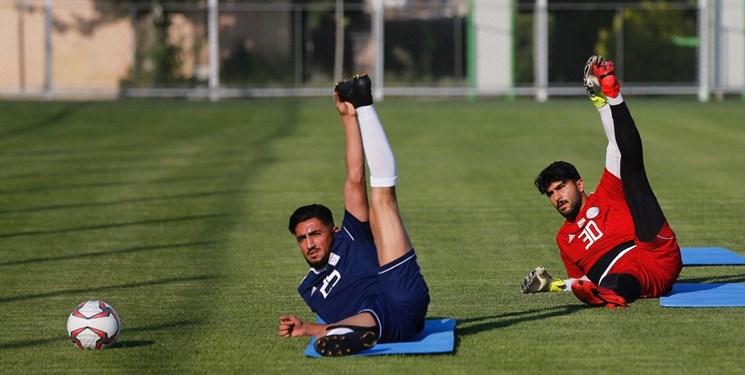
[721,0,744,91]
[473,0,513,95]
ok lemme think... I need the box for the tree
[595,1,698,83]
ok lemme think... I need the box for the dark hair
[288,204,335,234]
[535,161,581,195]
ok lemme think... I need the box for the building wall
[721,0,744,90]
[0,1,46,90]
[474,0,513,94]
[52,1,133,90]
[0,0,741,97]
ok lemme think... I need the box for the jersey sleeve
[340,210,374,244]
[592,168,625,203]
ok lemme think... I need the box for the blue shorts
[359,250,430,343]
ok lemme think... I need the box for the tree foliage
[595,1,698,83]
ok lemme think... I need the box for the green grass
[1,97,745,373]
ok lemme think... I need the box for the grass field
[1,97,744,373]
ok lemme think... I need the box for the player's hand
[520,266,566,293]
[334,92,357,118]
[279,315,306,337]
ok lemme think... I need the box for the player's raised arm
[334,92,369,222]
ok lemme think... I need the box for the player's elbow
[347,167,366,186]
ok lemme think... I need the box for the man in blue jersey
[278,74,430,357]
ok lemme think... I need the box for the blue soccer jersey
[297,210,382,324]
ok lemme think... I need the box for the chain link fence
[516,1,700,89]
[0,0,742,100]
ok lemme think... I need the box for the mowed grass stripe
[0,100,301,371]
[1,98,744,373]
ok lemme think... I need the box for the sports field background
[1,97,744,373]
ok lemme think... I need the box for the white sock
[608,93,624,106]
[356,105,397,187]
[325,327,353,336]
[598,104,621,178]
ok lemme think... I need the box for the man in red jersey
[521,56,682,308]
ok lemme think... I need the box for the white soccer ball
[66,300,120,349]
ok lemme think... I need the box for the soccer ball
[66,300,120,349]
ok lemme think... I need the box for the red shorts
[608,221,682,298]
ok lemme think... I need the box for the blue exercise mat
[304,318,456,357]
[660,283,745,307]
[681,247,745,266]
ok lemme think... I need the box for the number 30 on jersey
[579,220,604,250]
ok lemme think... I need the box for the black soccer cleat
[314,325,378,357]
[334,74,373,108]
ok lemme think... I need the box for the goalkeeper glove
[520,266,566,294]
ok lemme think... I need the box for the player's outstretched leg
[580,56,663,303]
[587,55,665,243]
[335,74,411,266]
[334,75,429,344]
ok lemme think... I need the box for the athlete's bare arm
[335,93,369,222]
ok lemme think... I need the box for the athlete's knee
[370,188,403,219]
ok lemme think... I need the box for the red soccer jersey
[556,169,635,279]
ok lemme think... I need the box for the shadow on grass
[0,103,86,140]
[0,241,219,267]
[0,174,241,195]
[111,340,156,349]
[0,150,249,182]
[0,147,244,162]
[0,213,230,240]
[678,273,745,283]
[0,274,218,304]
[0,319,200,350]
[456,305,583,339]
[0,190,242,215]
[0,335,65,350]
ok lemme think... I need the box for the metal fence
[1,0,743,101]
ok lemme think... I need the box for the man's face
[293,217,337,269]
[545,179,585,222]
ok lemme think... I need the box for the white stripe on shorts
[379,253,416,275]
[598,244,636,285]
